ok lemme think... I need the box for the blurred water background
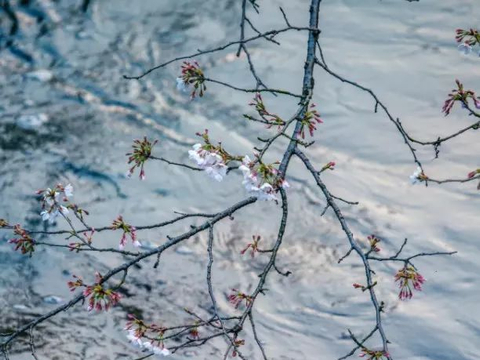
[1,0,479,359]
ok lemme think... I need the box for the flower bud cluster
[112,216,140,250]
[394,265,425,300]
[176,60,206,98]
[127,137,158,180]
[240,235,262,258]
[68,273,121,311]
[8,224,36,256]
[442,80,480,115]
[299,103,323,138]
[244,93,285,130]
[228,288,253,309]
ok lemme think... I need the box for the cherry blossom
[458,42,472,55]
[188,130,235,182]
[141,341,171,357]
[127,330,144,348]
[455,28,480,55]
[176,77,188,92]
[40,205,69,223]
[64,184,73,198]
[152,346,170,357]
[394,265,425,300]
[189,143,228,182]
[409,166,427,184]
[238,155,289,201]
[36,183,73,223]
[124,316,170,358]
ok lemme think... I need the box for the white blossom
[176,77,188,92]
[132,240,142,248]
[130,338,170,357]
[59,205,69,215]
[204,163,227,182]
[43,188,59,206]
[40,209,60,223]
[63,184,73,198]
[188,144,228,182]
[458,42,472,55]
[409,166,423,185]
[40,204,69,223]
[127,330,143,349]
[153,347,170,357]
[41,210,53,222]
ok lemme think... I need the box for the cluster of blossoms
[409,166,428,185]
[240,235,262,258]
[112,215,140,250]
[367,234,381,253]
[68,273,121,311]
[126,137,158,180]
[360,348,390,360]
[442,80,480,115]
[8,224,36,256]
[36,183,73,223]
[299,103,323,138]
[394,265,425,300]
[228,289,253,309]
[125,314,170,357]
[456,28,480,56]
[239,155,289,201]
[176,61,206,98]
[188,130,239,182]
[244,93,285,130]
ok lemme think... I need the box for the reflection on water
[0,0,479,359]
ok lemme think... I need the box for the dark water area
[1,0,479,359]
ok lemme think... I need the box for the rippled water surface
[1,1,480,359]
